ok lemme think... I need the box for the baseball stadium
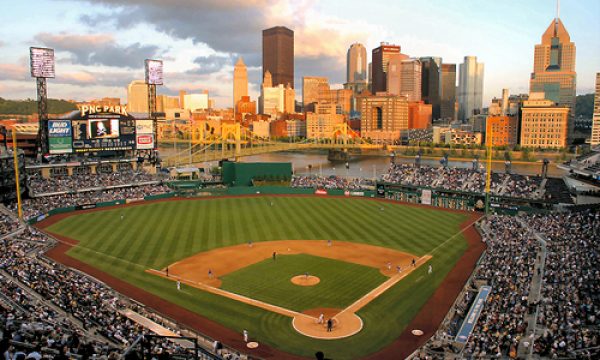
[1,7,599,357]
[2,134,600,359]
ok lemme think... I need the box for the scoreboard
[48,105,154,154]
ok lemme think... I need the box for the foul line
[428,215,483,256]
[146,269,314,320]
[336,255,432,318]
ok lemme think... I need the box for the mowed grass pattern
[220,254,387,311]
[46,196,470,359]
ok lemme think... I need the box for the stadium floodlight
[145,59,163,85]
[30,47,55,78]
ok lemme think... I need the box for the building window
[375,106,383,130]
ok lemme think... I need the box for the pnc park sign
[80,104,128,117]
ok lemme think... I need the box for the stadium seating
[411,209,599,359]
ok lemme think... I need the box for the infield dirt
[158,239,419,288]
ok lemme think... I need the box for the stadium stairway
[0,264,111,345]
[535,178,548,199]
[515,218,548,358]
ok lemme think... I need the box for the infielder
[243,329,248,342]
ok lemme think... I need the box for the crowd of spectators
[462,216,539,358]
[383,163,543,199]
[291,175,375,190]
[27,170,161,196]
[0,212,20,237]
[9,184,172,221]
[0,210,228,359]
[412,209,599,359]
[526,211,599,358]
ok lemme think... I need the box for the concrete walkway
[516,217,547,359]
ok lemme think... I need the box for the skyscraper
[458,56,484,121]
[420,57,442,120]
[387,57,421,102]
[529,17,576,143]
[440,64,456,121]
[347,43,367,84]
[263,26,294,88]
[233,57,248,113]
[400,59,422,102]
[127,80,148,113]
[386,53,409,96]
[302,76,329,109]
[371,43,401,93]
[591,73,600,146]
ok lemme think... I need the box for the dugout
[221,161,292,186]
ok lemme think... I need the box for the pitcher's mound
[292,308,363,339]
[291,275,320,286]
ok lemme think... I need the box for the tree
[575,94,594,117]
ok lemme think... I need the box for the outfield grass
[46,196,469,359]
[220,254,387,311]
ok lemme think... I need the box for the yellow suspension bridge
[160,123,384,167]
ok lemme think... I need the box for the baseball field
[39,196,482,359]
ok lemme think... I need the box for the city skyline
[0,0,598,108]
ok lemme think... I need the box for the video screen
[88,119,120,139]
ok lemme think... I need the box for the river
[159,145,567,178]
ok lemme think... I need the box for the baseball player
[412,258,416,267]
[177,280,181,291]
[208,269,213,279]
[428,264,432,274]
[326,318,333,332]
[317,313,324,324]
[386,262,392,271]
[243,329,249,342]
[396,265,402,273]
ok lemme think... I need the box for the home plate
[412,330,424,336]
[247,342,259,349]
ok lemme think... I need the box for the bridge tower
[221,123,242,159]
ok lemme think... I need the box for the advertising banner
[421,189,432,205]
[75,204,97,211]
[48,120,72,154]
[135,119,154,149]
[136,134,155,149]
[135,119,153,134]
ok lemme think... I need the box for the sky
[0,0,598,109]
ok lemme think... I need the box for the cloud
[34,32,159,68]
[0,63,29,81]
[189,54,233,75]
[56,70,139,87]
[78,0,268,54]
[71,0,377,89]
